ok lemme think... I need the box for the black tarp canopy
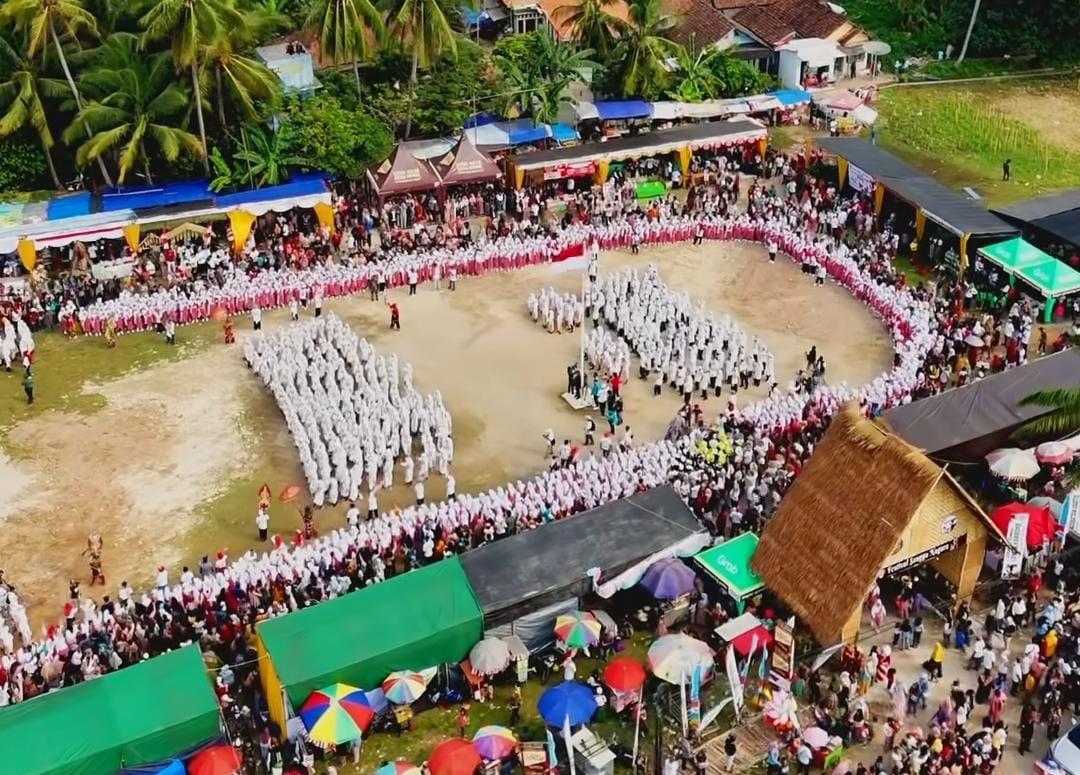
[993,188,1080,247]
[879,349,1080,459]
[460,485,703,627]
[815,137,1017,238]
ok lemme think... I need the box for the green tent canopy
[693,533,764,600]
[0,645,219,775]
[259,557,483,706]
[1020,257,1080,297]
[977,236,1050,272]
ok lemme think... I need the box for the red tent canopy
[367,145,441,198]
[433,136,502,187]
[990,502,1055,549]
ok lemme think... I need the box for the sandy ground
[0,240,892,626]
[993,90,1080,151]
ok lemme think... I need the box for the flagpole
[563,714,577,775]
[631,694,642,773]
[579,268,586,383]
[679,667,688,738]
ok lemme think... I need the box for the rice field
[874,77,1080,206]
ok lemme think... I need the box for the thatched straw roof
[751,403,989,644]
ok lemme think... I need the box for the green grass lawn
[874,78,1080,207]
[0,323,217,451]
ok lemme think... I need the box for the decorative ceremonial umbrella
[382,670,430,705]
[472,725,518,759]
[537,681,597,726]
[639,558,697,600]
[986,448,1040,481]
[279,484,302,502]
[187,745,243,775]
[299,684,374,745]
[554,611,602,648]
[602,657,646,693]
[1036,441,1075,465]
[429,738,482,775]
[647,634,714,684]
[374,761,421,775]
[469,637,511,675]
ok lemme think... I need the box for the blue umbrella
[149,760,185,775]
[639,558,696,600]
[537,681,596,726]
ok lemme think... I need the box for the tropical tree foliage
[611,0,678,98]
[0,29,67,186]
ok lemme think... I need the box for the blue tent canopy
[771,88,812,107]
[550,123,579,143]
[216,177,327,207]
[46,192,93,220]
[464,112,500,128]
[596,100,651,120]
[506,120,551,145]
[100,180,214,212]
[460,5,490,24]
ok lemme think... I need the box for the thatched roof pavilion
[751,403,1003,644]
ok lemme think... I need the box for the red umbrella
[188,745,243,775]
[429,738,481,775]
[731,624,773,656]
[602,657,646,693]
[990,502,1054,549]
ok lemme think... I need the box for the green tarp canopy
[0,645,219,775]
[694,533,764,600]
[260,557,483,706]
[978,237,1080,297]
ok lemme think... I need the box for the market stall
[978,237,1080,322]
[693,532,764,612]
[367,144,443,204]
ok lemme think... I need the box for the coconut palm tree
[613,0,679,99]
[384,0,459,137]
[64,33,203,183]
[200,20,281,126]
[666,41,721,102]
[0,0,114,184]
[551,0,621,61]
[233,124,311,187]
[139,0,244,175]
[1016,388,1080,439]
[0,29,67,187]
[305,0,384,97]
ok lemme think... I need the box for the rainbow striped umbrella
[382,670,430,705]
[374,761,421,775]
[554,611,601,648]
[472,725,518,759]
[299,683,374,745]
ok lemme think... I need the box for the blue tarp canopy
[465,119,555,147]
[47,192,93,220]
[596,100,651,120]
[550,123,579,143]
[216,176,327,207]
[100,180,214,213]
[771,88,812,106]
[460,5,490,24]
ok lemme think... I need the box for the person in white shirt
[256,507,269,541]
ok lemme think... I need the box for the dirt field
[0,240,892,624]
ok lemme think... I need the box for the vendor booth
[992,187,1080,251]
[432,136,502,188]
[505,118,767,191]
[0,645,219,775]
[814,137,1017,276]
[693,532,764,609]
[367,144,442,203]
[256,558,483,731]
[752,404,1005,644]
[977,237,1080,322]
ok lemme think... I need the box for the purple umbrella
[639,558,696,600]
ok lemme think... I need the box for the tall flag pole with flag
[563,714,577,775]
[688,664,702,733]
[679,667,688,737]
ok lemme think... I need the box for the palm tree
[530,34,597,124]
[385,0,459,137]
[233,124,311,187]
[64,33,203,183]
[200,20,281,126]
[139,0,244,175]
[1015,387,1080,487]
[0,0,114,184]
[667,41,721,102]
[614,0,679,99]
[305,0,384,97]
[0,30,67,187]
[551,0,621,61]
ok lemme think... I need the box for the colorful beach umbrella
[639,558,697,600]
[299,683,374,745]
[602,657,646,693]
[382,670,430,705]
[537,680,597,726]
[469,637,511,675]
[187,745,243,775]
[986,447,1040,481]
[429,738,482,775]
[1036,441,1075,465]
[647,634,714,684]
[473,725,518,759]
[554,611,602,648]
[374,760,421,775]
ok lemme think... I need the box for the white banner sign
[847,163,874,195]
[725,644,743,720]
[1063,492,1080,538]
[1001,514,1028,579]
